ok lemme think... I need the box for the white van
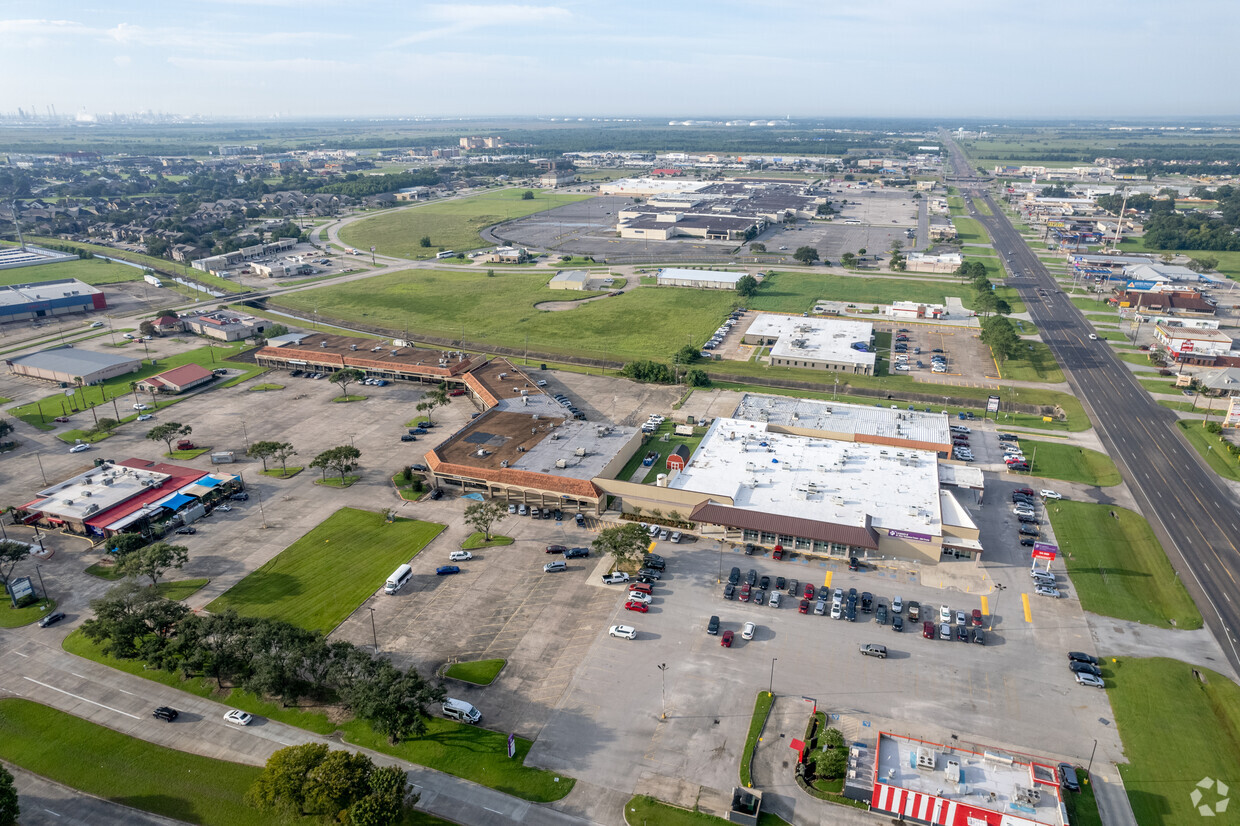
[384,564,412,594]
[442,698,481,724]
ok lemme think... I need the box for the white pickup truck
[601,572,630,585]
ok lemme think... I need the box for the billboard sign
[1180,340,1195,353]
[887,529,933,543]
[1032,543,1058,560]
[8,576,33,602]
[986,395,1000,414]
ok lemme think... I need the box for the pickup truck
[176,440,197,450]
[601,572,630,585]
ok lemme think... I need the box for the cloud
[0,18,90,36]
[113,55,132,67]
[390,4,570,46]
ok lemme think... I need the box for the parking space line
[980,595,989,616]
[1022,593,1032,623]
[822,570,833,589]
[23,677,141,719]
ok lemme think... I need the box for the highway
[945,139,1240,676]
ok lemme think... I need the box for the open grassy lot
[1107,658,1240,826]
[952,216,992,247]
[0,698,276,826]
[997,341,1063,382]
[279,268,737,362]
[27,236,247,294]
[1045,501,1202,629]
[0,597,56,628]
[1175,420,1240,481]
[1008,439,1120,486]
[753,271,970,314]
[612,422,708,483]
[443,658,506,685]
[206,508,444,633]
[624,796,791,826]
[739,691,773,786]
[7,341,266,432]
[0,256,145,288]
[340,189,590,260]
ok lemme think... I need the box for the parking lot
[878,321,999,381]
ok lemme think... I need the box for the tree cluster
[248,440,298,473]
[735,274,759,298]
[620,360,675,384]
[793,246,820,265]
[81,583,444,743]
[247,743,413,825]
[979,315,1021,365]
[593,523,650,567]
[310,445,362,485]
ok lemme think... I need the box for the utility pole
[657,663,668,720]
[368,606,379,653]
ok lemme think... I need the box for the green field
[0,698,277,826]
[0,597,56,628]
[751,271,970,314]
[340,189,590,260]
[739,691,773,786]
[26,236,247,294]
[1175,420,1240,481]
[1009,439,1120,486]
[952,216,992,247]
[206,508,444,633]
[443,658,506,685]
[997,341,1063,382]
[613,422,708,483]
[1045,502,1202,629]
[624,796,791,826]
[0,257,144,288]
[1107,658,1240,826]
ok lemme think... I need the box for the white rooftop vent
[500,460,509,468]
[574,447,586,457]
[555,458,568,469]
[320,340,328,347]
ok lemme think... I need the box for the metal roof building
[7,346,140,385]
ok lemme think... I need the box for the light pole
[769,658,778,695]
[368,606,379,653]
[1086,738,1098,778]
[718,544,723,583]
[34,452,48,487]
[34,563,47,604]
[657,663,668,720]
[989,583,1006,631]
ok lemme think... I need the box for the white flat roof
[493,395,638,481]
[657,268,743,286]
[31,463,172,523]
[733,394,951,448]
[746,314,875,368]
[938,462,985,489]
[939,490,976,532]
[668,418,941,537]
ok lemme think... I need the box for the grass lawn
[997,341,1064,382]
[612,422,707,483]
[1137,379,1180,394]
[27,236,247,294]
[314,474,362,488]
[82,564,209,600]
[1045,502,1202,629]
[1175,420,1240,481]
[332,394,367,403]
[739,691,773,786]
[1064,769,1104,826]
[261,466,303,479]
[248,383,285,392]
[1008,439,1121,486]
[461,532,514,550]
[1094,329,1129,342]
[752,271,971,314]
[0,257,145,288]
[623,796,792,826]
[951,216,992,247]
[443,658,506,685]
[0,597,56,628]
[0,698,278,826]
[340,189,590,260]
[206,507,445,633]
[1117,351,1160,367]
[1106,658,1240,825]
[1157,400,1202,413]
[7,341,266,431]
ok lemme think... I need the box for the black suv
[152,706,179,722]
[643,556,666,571]
[564,547,589,559]
[230,492,249,501]
[707,615,720,635]
[860,592,873,613]
[746,569,757,586]
[729,567,741,585]
[723,583,736,600]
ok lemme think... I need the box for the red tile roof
[689,502,880,549]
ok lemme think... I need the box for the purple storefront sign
[887,529,933,543]
[1033,542,1059,555]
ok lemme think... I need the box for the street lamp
[367,606,379,653]
[989,583,1006,631]
[657,663,668,720]
[769,658,778,695]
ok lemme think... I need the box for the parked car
[545,544,568,554]
[69,443,90,453]
[174,527,196,535]
[922,621,935,639]
[907,601,920,620]
[627,592,652,605]
[223,709,253,726]
[564,547,589,559]
[729,567,741,585]
[1075,672,1104,688]
[38,611,66,628]
[720,630,734,648]
[723,583,736,600]
[1041,489,1063,500]
[449,551,473,562]
[152,706,179,722]
[624,600,648,613]
[437,565,461,576]
[742,621,757,640]
[1068,651,1099,665]
[859,643,888,659]
[1058,763,1081,793]
[1070,661,1102,677]
[799,599,810,614]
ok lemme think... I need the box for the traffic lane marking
[1022,594,1032,623]
[22,677,141,719]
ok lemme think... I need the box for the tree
[1187,256,1219,273]
[0,764,18,826]
[348,765,412,826]
[749,242,766,253]
[0,540,30,598]
[247,743,331,815]
[415,387,449,424]
[889,252,906,271]
[147,421,192,454]
[521,190,535,200]
[106,532,148,555]
[331,368,366,399]
[310,445,361,485]
[793,246,820,265]
[675,344,699,365]
[139,320,156,337]
[684,368,712,387]
[304,749,374,817]
[342,662,443,744]
[115,541,189,587]
[0,418,11,440]
[263,323,290,341]
[419,236,432,248]
[463,500,507,541]
[80,579,189,659]
[592,522,649,567]
[271,442,298,474]
[619,361,674,383]
[736,274,759,298]
[247,440,282,471]
[840,252,857,268]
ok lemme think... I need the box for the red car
[629,582,653,595]
[772,547,785,560]
[624,600,649,613]
[739,583,751,602]
[799,599,810,614]
[545,544,568,554]
[971,609,983,627]
[803,583,816,600]
[449,389,466,396]
[1014,488,1035,496]
[922,621,935,639]
[720,630,734,647]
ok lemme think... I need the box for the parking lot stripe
[822,571,833,589]
[980,595,989,616]
[647,540,657,553]
[1022,593,1032,623]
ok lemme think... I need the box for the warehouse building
[655,268,744,290]
[0,278,107,322]
[135,363,216,395]
[7,346,140,385]
[181,311,270,342]
[905,252,962,274]
[743,315,876,374]
[548,270,593,291]
[732,394,952,454]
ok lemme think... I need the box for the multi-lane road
[944,139,1240,674]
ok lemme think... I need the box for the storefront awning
[158,493,197,511]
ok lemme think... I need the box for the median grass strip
[443,658,506,685]
[0,698,274,826]
[1045,502,1202,629]
[461,532,513,550]
[997,341,1064,383]
[0,597,57,628]
[1107,658,1240,826]
[623,795,792,826]
[739,691,774,786]
[206,507,444,633]
[340,189,590,260]
[1175,420,1240,481]
[1011,439,1121,486]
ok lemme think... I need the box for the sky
[2,1,1238,121]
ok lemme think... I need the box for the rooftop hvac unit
[516,446,525,452]
[555,458,568,469]
[320,341,327,347]
[550,433,558,440]
[85,503,99,514]
[500,460,509,468]
[85,475,94,483]
[574,447,586,457]
[916,747,936,770]
[350,344,357,350]
[101,478,112,486]
[82,490,92,497]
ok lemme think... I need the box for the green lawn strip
[238,305,384,341]
[739,691,774,786]
[339,716,573,802]
[443,658,506,685]
[7,341,266,429]
[623,795,791,826]
[1107,658,1240,825]
[1045,501,1202,629]
[156,578,211,602]
[0,257,146,288]
[1083,313,1118,323]
[636,428,708,484]
[167,447,211,460]
[27,236,247,294]
[1008,439,1120,486]
[340,189,590,260]
[315,475,362,488]
[1064,769,1104,826]
[1137,379,1181,394]
[248,383,285,392]
[997,341,1064,383]
[0,698,281,826]
[1094,329,1129,342]
[262,466,303,479]
[951,216,992,247]
[1175,420,1240,481]
[1117,352,1159,366]
[1071,297,1112,312]
[332,394,368,402]
[1157,400,1202,413]
[0,596,56,628]
[973,199,993,217]
[461,532,514,550]
[206,507,445,633]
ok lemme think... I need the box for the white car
[136,414,153,421]
[1075,671,1104,688]
[215,504,232,512]
[609,625,637,640]
[669,531,682,543]
[223,709,253,726]
[627,591,652,605]
[1035,584,1061,598]
[742,621,757,640]
[1088,333,1098,340]
[939,604,952,623]
[69,443,90,453]
[894,364,911,371]
[507,504,517,514]
[133,403,150,411]
[1041,490,1063,500]
[449,551,473,562]
[892,596,903,614]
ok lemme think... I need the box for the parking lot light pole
[990,583,1006,631]
[657,663,668,720]
[1086,738,1098,778]
[769,658,777,696]
[368,606,379,654]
